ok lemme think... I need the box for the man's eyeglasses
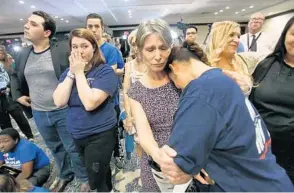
[250,18,264,22]
[186,32,197,36]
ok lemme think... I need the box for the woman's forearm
[53,77,74,107]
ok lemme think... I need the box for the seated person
[0,128,50,186]
[156,42,294,192]
[0,173,49,192]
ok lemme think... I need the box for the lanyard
[247,32,262,51]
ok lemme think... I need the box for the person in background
[240,12,275,54]
[0,174,49,192]
[123,29,145,158]
[237,42,245,53]
[102,32,113,44]
[250,16,294,183]
[0,46,34,140]
[53,28,118,192]
[185,25,198,44]
[156,41,294,192]
[10,11,88,192]
[86,13,125,169]
[0,128,50,186]
[206,21,264,96]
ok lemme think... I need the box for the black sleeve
[10,53,23,101]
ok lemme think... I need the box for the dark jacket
[10,41,70,118]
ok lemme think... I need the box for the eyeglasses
[250,18,264,22]
[186,32,197,36]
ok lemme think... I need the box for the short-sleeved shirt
[168,68,293,192]
[100,42,124,69]
[0,139,50,170]
[100,42,124,106]
[59,64,118,139]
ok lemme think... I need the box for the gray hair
[136,19,172,50]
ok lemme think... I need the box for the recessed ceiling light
[226,6,230,9]
[249,5,254,8]
[65,20,69,23]
[242,9,246,11]
[30,5,35,8]
[60,18,64,21]
[18,1,24,4]
[219,10,223,12]
[128,9,131,13]
[54,16,58,19]
[214,12,218,15]
[165,9,168,12]
[235,12,239,14]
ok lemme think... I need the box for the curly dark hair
[165,41,210,73]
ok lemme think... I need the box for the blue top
[100,42,124,106]
[0,139,50,170]
[168,68,294,192]
[100,42,124,69]
[28,186,49,192]
[59,64,118,139]
[237,42,245,53]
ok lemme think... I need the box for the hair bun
[183,41,198,52]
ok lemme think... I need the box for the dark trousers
[0,96,34,139]
[73,128,116,191]
[28,165,50,186]
[271,133,294,184]
[113,105,121,158]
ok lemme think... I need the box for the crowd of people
[0,8,293,192]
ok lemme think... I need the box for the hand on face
[69,50,87,74]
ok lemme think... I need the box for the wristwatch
[67,71,75,80]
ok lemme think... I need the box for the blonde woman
[206,21,264,95]
[123,29,146,136]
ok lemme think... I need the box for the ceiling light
[214,12,218,15]
[268,12,273,15]
[242,9,246,12]
[30,5,35,8]
[13,46,21,52]
[60,18,64,21]
[171,30,178,39]
[128,9,131,13]
[219,10,223,12]
[20,18,23,21]
[235,12,239,14]
[54,16,58,19]
[226,6,230,9]
[249,5,254,8]
[65,20,69,23]
[18,1,24,4]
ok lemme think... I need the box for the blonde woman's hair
[206,21,246,74]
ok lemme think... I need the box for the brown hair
[69,28,105,66]
[0,46,13,72]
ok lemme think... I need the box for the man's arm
[158,97,224,184]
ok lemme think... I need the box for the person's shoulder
[190,68,237,95]
[92,64,116,76]
[17,139,35,150]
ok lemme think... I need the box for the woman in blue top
[0,128,50,187]
[155,41,294,191]
[53,28,118,192]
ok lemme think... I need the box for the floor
[13,117,142,192]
